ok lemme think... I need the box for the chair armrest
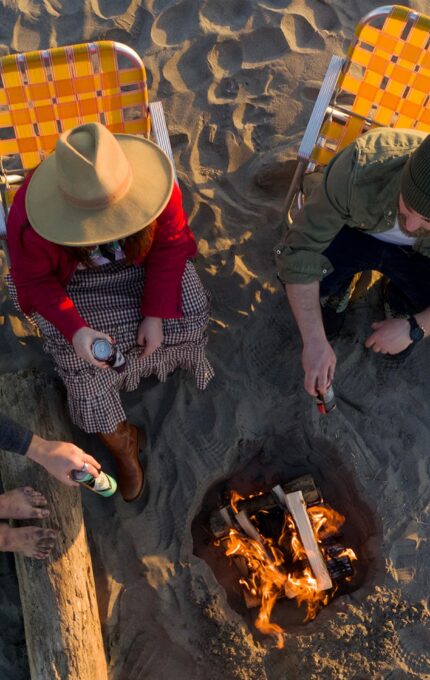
[0,204,6,238]
[0,175,23,267]
[0,204,10,267]
[149,101,177,180]
[298,55,345,162]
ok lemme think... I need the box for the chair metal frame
[284,4,430,223]
[0,41,175,265]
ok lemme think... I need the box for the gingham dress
[11,260,214,433]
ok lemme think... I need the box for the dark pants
[320,226,430,313]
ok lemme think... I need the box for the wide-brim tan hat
[25,122,174,246]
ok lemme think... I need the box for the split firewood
[273,486,332,592]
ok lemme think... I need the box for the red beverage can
[316,384,336,414]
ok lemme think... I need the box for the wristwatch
[407,316,425,343]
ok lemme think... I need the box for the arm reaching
[286,282,337,396]
[26,435,101,486]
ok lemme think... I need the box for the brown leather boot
[98,421,145,502]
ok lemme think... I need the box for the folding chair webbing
[309,5,430,167]
[0,41,150,171]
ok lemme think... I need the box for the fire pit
[210,475,356,647]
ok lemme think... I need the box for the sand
[1,0,430,678]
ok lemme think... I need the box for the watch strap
[407,316,425,343]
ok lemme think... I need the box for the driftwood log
[0,370,107,680]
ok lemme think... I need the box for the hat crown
[25,122,174,246]
[55,123,133,209]
[401,134,430,218]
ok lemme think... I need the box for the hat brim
[25,135,174,246]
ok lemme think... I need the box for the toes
[35,540,56,552]
[31,496,48,508]
[35,528,57,541]
[31,508,50,519]
[33,551,50,560]
[22,487,46,501]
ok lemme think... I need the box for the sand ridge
[0,1,430,679]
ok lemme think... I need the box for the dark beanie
[400,134,430,218]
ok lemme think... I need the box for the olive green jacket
[275,128,430,284]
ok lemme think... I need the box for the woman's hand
[137,317,163,357]
[72,327,113,368]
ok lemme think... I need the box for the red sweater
[7,177,197,342]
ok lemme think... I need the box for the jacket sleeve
[140,183,197,318]
[7,184,88,343]
[275,143,356,284]
[0,412,32,455]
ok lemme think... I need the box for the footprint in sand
[208,39,243,78]
[306,1,341,32]
[193,120,230,174]
[191,201,220,243]
[163,36,215,92]
[245,334,287,384]
[388,538,417,583]
[212,77,240,101]
[281,14,326,52]
[199,0,252,31]
[395,623,430,676]
[43,0,81,15]
[239,65,273,96]
[11,15,42,52]
[90,0,138,19]
[152,0,201,46]
[242,26,289,63]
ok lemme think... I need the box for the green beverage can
[72,468,117,497]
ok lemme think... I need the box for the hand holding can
[316,384,336,414]
[91,339,126,372]
[72,464,117,497]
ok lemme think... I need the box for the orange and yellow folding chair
[0,41,174,264]
[284,4,430,223]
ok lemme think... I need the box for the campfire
[211,475,357,648]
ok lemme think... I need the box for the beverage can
[91,339,126,373]
[316,384,336,414]
[72,468,117,497]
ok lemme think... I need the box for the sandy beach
[1,0,430,678]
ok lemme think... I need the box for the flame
[222,527,291,648]
[218,490,357,648]
[230,491,244,514]
[307,504,345,540]
[229,489,264,514]
[336,547,357,561]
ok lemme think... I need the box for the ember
[211,475,357,648]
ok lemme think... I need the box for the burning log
[211,474,357,646]
[273,486,332,591]
[210,474,321,539]
[325,544,354,580]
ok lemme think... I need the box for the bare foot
[0,487,50,520]
[0,524,57,559]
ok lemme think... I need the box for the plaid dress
[11,260,213,433]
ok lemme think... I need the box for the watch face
[410,325,424,342]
